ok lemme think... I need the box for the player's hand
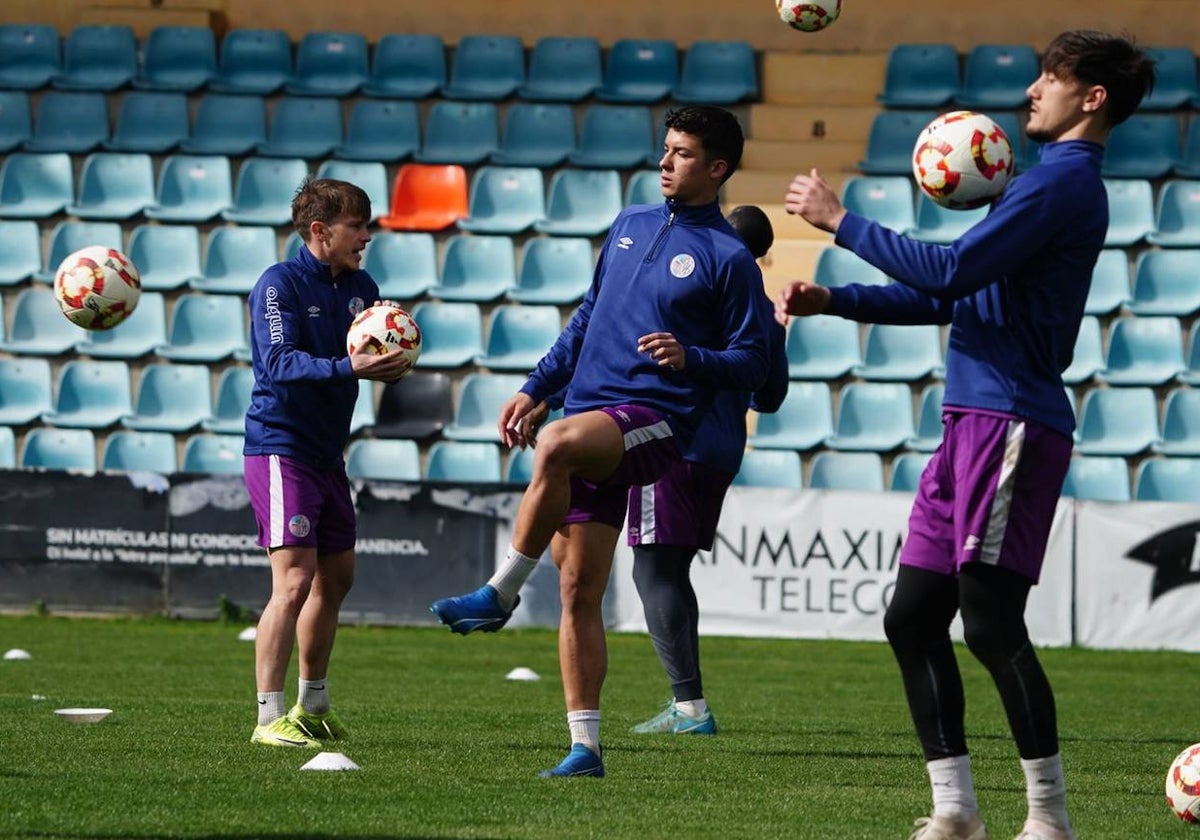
[498,392,538,449]
[775,281,831,324]
[784,168,847,234]
[638,331,685,372]
[351,348,413,382]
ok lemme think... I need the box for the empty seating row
[0,26,757,104]
[1063,455,1200,503]
[1066,317,1200,385]
[9,428,243,474]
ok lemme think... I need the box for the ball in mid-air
[913,110,1015,210]
[54,245,141,330]
[777,0,842,32]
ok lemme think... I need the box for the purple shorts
[562,405,682,530]
[244,454,356,553]
[626,459,735,550]
[901,410,1072,583]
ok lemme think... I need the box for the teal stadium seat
[349,380,375,436]
[363,232,439,300]
[361,33,445,99]
[1174,117,1200,178]
[458,166,547,235]
[20,428,96,472]
[569,105,655,169]
[1083,250,1131,316]
[1135,458,1200,503]
[25,91,109,153]
[0,24,60,90]
[877,43,959,108]
[909,193,988,244]
[504,446,537,485]
[673,40,757,104]
[1147,181,1200,248]
[410,302,485,368]
[441,35,525,101]
[809,452,886,492]
[492,104,577,168]
[1061,456,1131,501]
[0,426,14,470]
[1103,178,1155,247]
[906,383,945,452]
[1128,249,1200,316]
[0,288,80,356]
[181,434,244,475]
[814,245,891,288]
[134,26,217,92]
[157,293,249,362]
[1074,387,1160,456]
[210,29,292,95]
[1061,316,1104,385]
[474,305,561,371]
[0,91,31,153]
[535,169,623,237]
[1154,389,1200,456]
[431,234,516,302]
[425,441,502,482]
[127,225,202,292]
[66,152,156,220]
[858,110,938,175]
[784,316,862,380]
[518,36,602,102]
[123,363,213,432]
[192,225,277,295]
[508,237,594,305]
[954,44,1038,109]
[53,25,136,91]
[595,38,678,103]
[1180,322,1200,385]
[34,220,124,282]
[203,366,255,434]
[1097,317,1185,386]
[145,155,233,224]
[256,96,342,159]
[75,290,167,359]
[222,158,309,226]
[316,159,388,220]
[732,449,803,489]
[854,323,945,381]
[840,176,916,233]
[624,170,662,206]
[41,359,133,428]
[825,382,915,452]
[345,439,421,481]
[1101,114,1180,179]
[415,101,499,166]
[101,430,177,474]
[443,373,527,442]
[180,94,267,156]
[747,381,834,451]
[104,91,189,153]
[286,31,368,97]
[889,452,933,493]
[0,357,53,424]
[0,220,41,285]
[1140,48,1198,110]
[373,371,455,440]
[333,99,420,162]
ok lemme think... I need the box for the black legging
[883,563,1059,761]
[631,544,704,701]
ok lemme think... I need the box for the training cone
[300,752,360,771]
[237,627,257,641]
[4,648,32,660]
[506,666,540,681]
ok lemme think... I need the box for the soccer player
[628,204,789,736]
[775,31,1153,840]
[431,105,774,777]
[244,178,412,748]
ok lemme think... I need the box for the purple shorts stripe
[626,459,734,550]
[244,454,356,553]
[900,410,1071,583]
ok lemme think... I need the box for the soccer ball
[53,245,141,330]
[777,0,842,32]
[346,304,422,372]
[912,111,1015,210]
[1167,743,1200,823]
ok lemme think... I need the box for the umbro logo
[307,306,321,317]
[617,236,634,250]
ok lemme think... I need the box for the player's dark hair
[663,105,744,183]
[1042,30,1156,127]
[291,177,372,241]
[727,205,774,260]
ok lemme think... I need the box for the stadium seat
[361,33,445,99]
[1128,249,1200,316]
[25,91,108,153]
[122,363,212,432]
[101,430,177,474]
[75,291,167,359]
[53,25,136,91]
[1155,388,1200,456]
[0,24,60,90]
[315,160,388,220]
[1074,386,1159,455]
[1180,322,1200,386]
[145,155,233,223]
[858,110,938,175]
[42,359,133,428]
[825,382,915,452]
[1140,48,1198,111]
[518,36,602,102]
[378,163,468,232]
[0,288,81,356]
[345,439,420,482]
[191,226,277,295]
[907,383,945,452]
[458,166,547,235]
[569,105,655,169]
[1135,458,1200,503]
[509,237,594,304]
[889,451,933,493]
[841,176,917,234]
[625,170,662,206]
[1103,178,1156,247]
[425,441,502,482]
[373,371,455,440]
[1097,316,1185,386]
[1061,455,1131,501]
[34,220,124,283]
[535,169,623,237]
[333,99,420,163]
[126,226,202,293]
[349,381,375,436]
[181,434,244,475]
[784,316,862,380]
[1084,249,1131,316]
[410,302,485,368]
[1061,316,1105,385]
[210,29,293,95]
[0,91,31,153]
[222,158,309,226]
[441,35,525,101]
[20,427,96,472]
[0,220,41,285]
[1147,180,1200,248]
[202,366,254,435]
[134,26,216,92]
[414,101,498,166]
[431,234,516,302]
[504,446,537,485]
[0,357,52,424]
[732,449,803,489]
[256,97,341,159]
[492,104,577,168]
[443,373,527,442]
[105,92,189,155]
[813,246,891,289]
[0,426,14,470]
[909,194,988,244]
[1174,116,1200,178]
[672,40,757,104]
[157,293,249,361]
[179,94,267,156]
[854,323,944,381]
[809,452,886,492]
[747,381,834,451]
[596,38,678,103]
[954,44,1038,109]
[278,229,301,262]
[989,110,1034,172]
[286,31,368,96]
[362,232,438,300]
[876,42,959,108]
[66,152,155,220]
[1102,114,1180,179]
[475,305,560,371]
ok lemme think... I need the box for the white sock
[1021,754,1071,830]
[487,546,539,610]
[927,755,980,820]
[299,677,330,715]
[567,709,601,754]
[257,690,286,726]
[675,698,708,718]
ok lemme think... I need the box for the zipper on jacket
[644,207,677,264]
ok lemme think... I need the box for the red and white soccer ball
[346,304,422,373]
[912,110,1015,210]
[1167,743,1200,823]
[776,0,842,32]
[54,245,141,330]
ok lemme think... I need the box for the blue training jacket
[826,140,1106,438]
[243,245,380,470]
